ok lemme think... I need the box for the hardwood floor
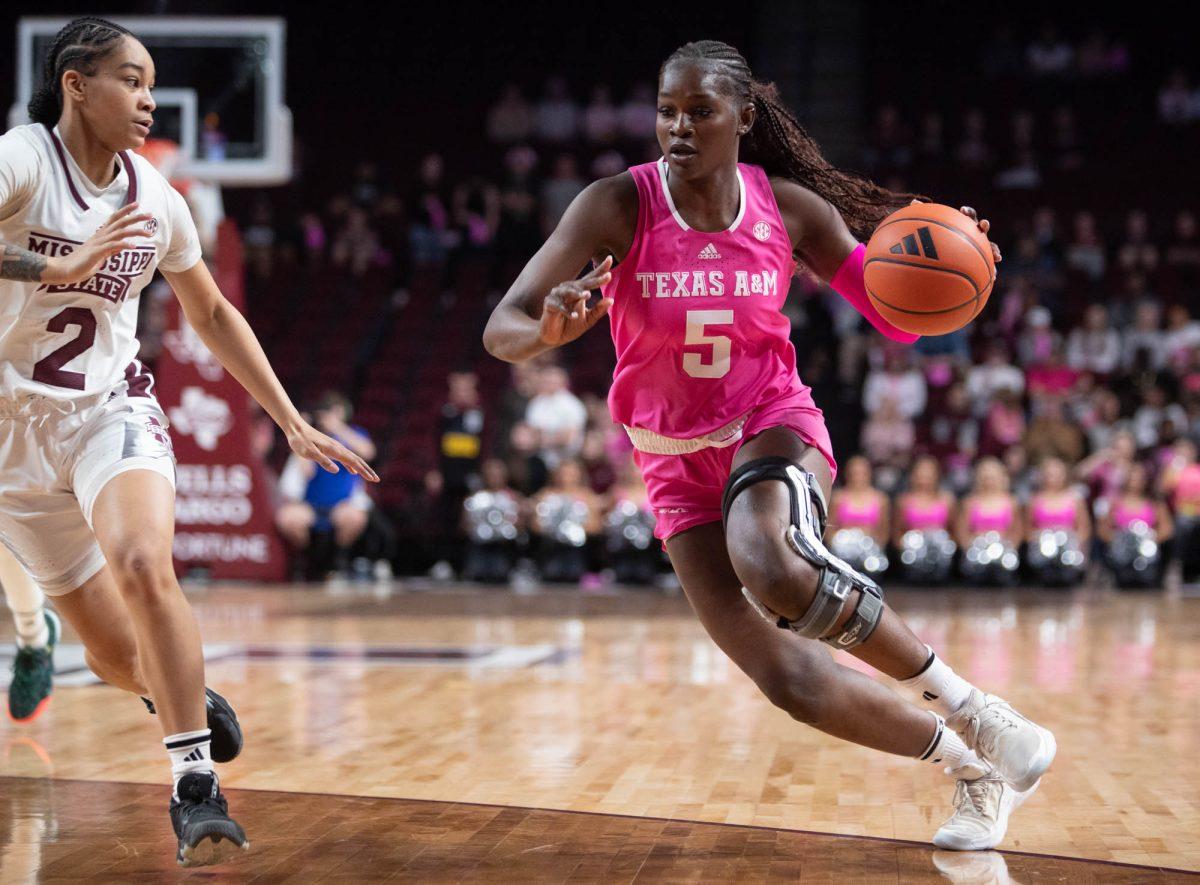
[2,777,1194,882]
[2,582,1198,880]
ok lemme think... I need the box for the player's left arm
[162,259,378,482]
[771,179,1000,342]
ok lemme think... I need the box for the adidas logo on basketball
[889,226,939,259]
[698,243,721,259]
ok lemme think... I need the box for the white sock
[919,711,981,773]
[899,645,974,717]
[164,729,214,797]
[12,608,48,650]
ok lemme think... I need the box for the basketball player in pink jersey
[0,19,376,866]
[485,41,1055,850]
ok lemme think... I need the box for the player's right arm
[1,203,153,284]
[483,173,636,364]
[0,130,152,285]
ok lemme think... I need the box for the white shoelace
[953,775,1001,821]
[964,700,1019,758]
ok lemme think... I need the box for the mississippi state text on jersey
[0,123,201,401]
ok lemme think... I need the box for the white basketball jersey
[0,123,201,401]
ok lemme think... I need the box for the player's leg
[1,547,60,722]
[725,429,1054,773]
[89,469,247,865]
[667,522,961,757]
[52,565,243,763]
[1,546,51,649]
[669,523,1034,842]
[51,566,146,694]
[721,427,1053,848]
[90,470,204,736]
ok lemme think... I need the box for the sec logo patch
[753,221,771,241]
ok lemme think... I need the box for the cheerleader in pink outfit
[1100,463,1171,542]
[485,41,1055,850]
[893,456,957,585]
[831,456,891,547]
[893,455,956,544]
[1098,463,1173,587]
[957,458,1023,548]
[1025,457,1091,545]
[1024,457,1091,586]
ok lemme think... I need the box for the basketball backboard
[11,17,292,186]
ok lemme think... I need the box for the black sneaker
[143,687,244,763]
[169,772,249,867]
[7,610,60,723]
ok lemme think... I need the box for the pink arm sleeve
[829,243,920,343]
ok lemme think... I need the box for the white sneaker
[933,763,1038,851]
[947,689,1056,792]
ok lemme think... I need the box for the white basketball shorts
[0,387,176,595]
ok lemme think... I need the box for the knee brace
[723,457,884,649]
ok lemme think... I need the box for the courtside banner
[155,222,286,581]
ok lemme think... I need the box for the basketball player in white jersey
[0,18,378,866]
[2,547,61,722]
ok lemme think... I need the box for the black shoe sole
[177,823,250,867]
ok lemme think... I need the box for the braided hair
[27,17,133,126]
[661,40,924,243]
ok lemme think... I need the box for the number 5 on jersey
[683,309,733,379]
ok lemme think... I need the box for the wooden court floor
[2,582,1199,881]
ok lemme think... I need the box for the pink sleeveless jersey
[969,500,1015,534]
[605,160,804,436]
[904,497,950,530]
[1031,496,1077,530]
[836,496,883,529]
[1112,499,1155,530]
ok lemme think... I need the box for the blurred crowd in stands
[204,19,1200,589]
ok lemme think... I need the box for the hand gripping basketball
[863,202,1001,337]
[539,256,614,348]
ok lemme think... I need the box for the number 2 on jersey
[32,307,97,390]
[683,309,733,379]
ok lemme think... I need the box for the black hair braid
[662,40,926,244]
[27,17,132,126]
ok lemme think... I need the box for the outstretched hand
[286,420,380,482]
[538,256,614,348]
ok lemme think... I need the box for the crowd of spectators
[975,23,1131,82]
[239,77,664,296]
[228,20,1199,589]
[421,365,666,588]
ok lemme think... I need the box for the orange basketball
[863,203,996,336]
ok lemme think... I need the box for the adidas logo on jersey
[698,243,721,259]
[889,226,939,259]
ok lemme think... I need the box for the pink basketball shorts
[632,392,838,541]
